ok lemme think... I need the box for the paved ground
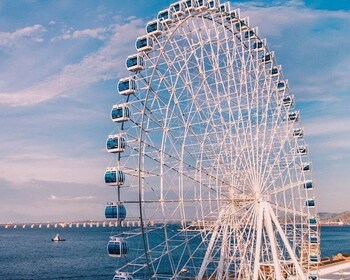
[320,262,350,279]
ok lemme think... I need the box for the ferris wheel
[104,0,320,279]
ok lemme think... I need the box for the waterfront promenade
[320,261,350,279]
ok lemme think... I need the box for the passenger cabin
[235,18,249,31]
[135,36,153,53]
[158,9,173,24]
[262,52,273,64]
[304,181,313,189]
[297,146,307,155]
[184,0,195,11]
[308,273,318,280]
[301,162,311,172]
[226,9,240,22]
[118,77,136,96]
[106,135,126,153]
[104,169,125,186]
[253,41,264,51]
[277,81,287,92]
[309,236,318,244]
[113,272,134,280]
[105,204,126,220]
[288,111,299,122]
[309,254,319,263]
[306,199,315,207]
[282,96,293,107]
[146,20,163,36]
[271,66,279,77]
[195,0,208,11]
[293,128,304,138]
[170,2,185,16]
[219,2,230,14]
[111,104,130,123]
[207,0,219,11]
[244,28,257,40]
[308,217,317,226]
[126,55,144,72]
[107,237,128,258]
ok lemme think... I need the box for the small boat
[51,233,65,242]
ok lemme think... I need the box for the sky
[0,0,349,223]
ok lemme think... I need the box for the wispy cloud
[49,194,95,201]
[0,19,144,106]
[55,27,108,41]
[0,24,46,47]
[238,1,350,102]
[305,117,350,137]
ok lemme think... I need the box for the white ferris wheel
[104,1,320,279]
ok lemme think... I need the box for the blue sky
[0,0,349,223]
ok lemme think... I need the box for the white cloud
[53,27,108,41]
[0,24,46,47]
[72,28,107,40]
[49,194,95,201]
[0,19,145,106]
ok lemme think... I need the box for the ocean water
[0,225,349,279]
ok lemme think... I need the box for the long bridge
[0,220,154,229]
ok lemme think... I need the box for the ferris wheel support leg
[197,225,220,280]
[253,203,264,280]
[263,204,283,280]
[217,225,229,280]
[267,204,306,280]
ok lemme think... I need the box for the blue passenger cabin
[207,0,219,11]
[146,20,163,36]
[113,272,134,280]
[293,128,304,138]
[135,36,153,53]
[297,146,307,155]
[219,2,230,14]
[304,181,313,189]
[158,9,173,24]
[282,96,293,107]
[309,254,319,263]
[106,135,126,153]
[111,104,130,123]
[126,55,144,72]
[104,169,125,186]
[309,235,318,244]
[288,111,299,122]
[306,199,315,207]
[170,2,185,16]
[107,237,128,257]
[308,217,317,226]
[118,77,136,95]
[105,204,126,220]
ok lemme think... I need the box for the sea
[0,225,349,279]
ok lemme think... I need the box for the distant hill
[318,212,339,220]
[319,211,350,224]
